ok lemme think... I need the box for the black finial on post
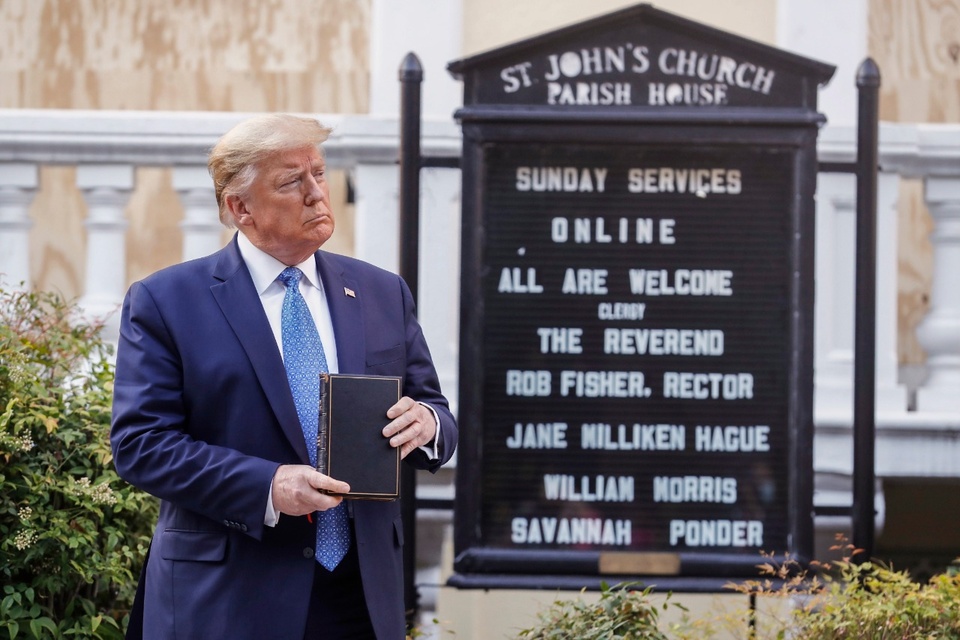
[852,56,880,563]
[400,51,424,83]
[856,57,881,88]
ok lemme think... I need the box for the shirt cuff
[417,401,442,461]
[265,478,280,527]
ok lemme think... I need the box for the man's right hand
[271,464,350,516]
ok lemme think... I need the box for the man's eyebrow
[275,166,303,181]
[273,159,325,182]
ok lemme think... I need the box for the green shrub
[727,543,960,640]
[517,582,685,639]
[0,287,158,639]
[515,542,960,639]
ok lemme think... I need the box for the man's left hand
[383,396,437,459]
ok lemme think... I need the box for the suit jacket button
[303,547,315,559]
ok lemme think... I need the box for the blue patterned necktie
[277,266,350,571]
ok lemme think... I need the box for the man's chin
[309,224,334,247]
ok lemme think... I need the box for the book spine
[317,372,330,475]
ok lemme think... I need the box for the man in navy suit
[111,114,457,639]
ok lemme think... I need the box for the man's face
[230,145,335,265]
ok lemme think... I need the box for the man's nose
[304,175,324,204]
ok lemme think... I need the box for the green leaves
[1,584,52,639]
[517,582,681,639]
[782,555,960,640]
[0,287,158,639]
[515,550,960,639]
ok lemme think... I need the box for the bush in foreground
[516,541,960,639]
[518,582,684,640]
[731,542,960,640]
[0,287,158,639]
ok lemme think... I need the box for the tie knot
[278,267,303,289]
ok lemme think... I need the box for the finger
[386,406,428,446]
[314,493,345,512]
[383,407,417,438]
[309,472,351,495]
[399,440,420,460]
[302,474,348,512]
[391,421,423,448]
[273,465,335,516]
[386,396,416,420]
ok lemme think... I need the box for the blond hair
[208,114,333,226]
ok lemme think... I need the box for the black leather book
[317,373,401,500]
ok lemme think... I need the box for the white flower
[17,434,34,451]
[14,529,37,550]
[91,483,118,506]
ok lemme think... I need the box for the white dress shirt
[238,232,340,374]
[236,234,439,526]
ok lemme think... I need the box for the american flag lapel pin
[344,287,356,298]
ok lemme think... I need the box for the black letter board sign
[448,3,835,590]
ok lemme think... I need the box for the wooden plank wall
[869,0,960,366]
[0,0,368,299]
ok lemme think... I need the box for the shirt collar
[236,232,323,295]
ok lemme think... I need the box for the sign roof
[448,3,836,112]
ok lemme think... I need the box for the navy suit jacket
[111,236,457,639]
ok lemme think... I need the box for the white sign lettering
[603,328,724,356]
[559,370,650,398]
[512,517,632,545]
[653,476,737,503]
[627,167,742,195]
[506,369,551,396]
[537,327,583,353]
[628,269,733,296]
[663,372,754,400]
[551,217,676,244]
[497,42,777,106]
[598,302,646,320]
[516,166,608,192]
[506,422,569,449]
[580,423,686,451]
[669,520,763,547]
[543,474,635,502]
[695,425,770,452]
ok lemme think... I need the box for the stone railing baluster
[916,175,960,412]
[173,166,223,261]
[0,163,39,288]
[77,164,133,341]
[814,128,908,423]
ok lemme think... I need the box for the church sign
[448,3,835,589]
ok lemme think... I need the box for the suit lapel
[210,238,311,463]
[315,251,366,375]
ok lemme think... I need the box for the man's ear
[225,194,251,227]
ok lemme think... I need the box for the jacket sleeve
[395,275,458,472]
[110,281,279,539]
